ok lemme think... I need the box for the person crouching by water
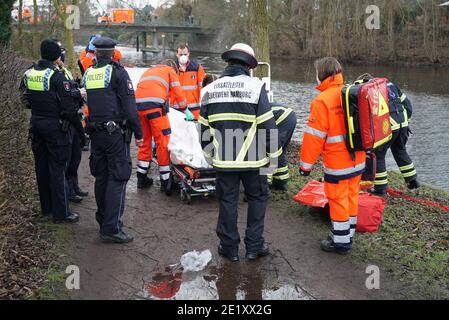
[299,58,366,254]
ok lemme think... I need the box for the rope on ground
[387,188,449,213]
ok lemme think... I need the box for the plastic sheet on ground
[180,250,212,273]
[293,181,387,233]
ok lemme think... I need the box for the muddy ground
[61,145,414,301]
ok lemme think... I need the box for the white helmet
[222,43,258,69]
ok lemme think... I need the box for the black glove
[299,168,311,177]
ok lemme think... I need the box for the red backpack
[341,78,393,152]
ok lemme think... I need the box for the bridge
[79,23,205,53]
[16,22,207,54]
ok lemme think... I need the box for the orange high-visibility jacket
[135,65,187,112]
[78,50,96,75]
[175,61,206,114]
[300,73,366,183]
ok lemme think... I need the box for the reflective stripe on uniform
[257,110,275,124]
[376,172,388,178]
[374,179,388,186]
[139,76,169,90]
[332,220,350,231]
[402,170,417,178]
[170,81,181,88]
[275,108,293,125]
[326,134,346,144]
[300,161,314,170]
[324,163,365,176]
[400,163,415,172]
[136,97,166,104]
[198,116,209,127]
[212,158,270,169]
[188,103,201,109]
[209,113,256,123]
[182,85,198,90]
[273,173,290,181]
[268,147,283,159]
[305,126,327,139]
[400,94,407,102]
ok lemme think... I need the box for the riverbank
[274,142,449,299]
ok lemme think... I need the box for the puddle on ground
[140,259,313,301]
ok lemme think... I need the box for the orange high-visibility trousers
[324,175,361,247]
[137,109,171,181]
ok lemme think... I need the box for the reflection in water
[141,263,312,301]
[75,45,449,189]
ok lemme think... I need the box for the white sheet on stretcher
[168,109,211,169]
[125,67,210,169]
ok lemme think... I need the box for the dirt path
[66,147,407,300]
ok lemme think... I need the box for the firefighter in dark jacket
[199,43,282,262]
[357,74,420,195]
[20,39,86,224]
[270,105,297,191]
[83,37,143,243]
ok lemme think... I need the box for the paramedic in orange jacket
[175,44,206,120]
[299,58,366,254]
[135,60,189,192]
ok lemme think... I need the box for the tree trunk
[18,0,23,37]
[66,0,78,71]
[249,0,269,78]
[33,0,39,58]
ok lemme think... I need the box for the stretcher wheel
[180,189,191,205]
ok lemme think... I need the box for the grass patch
[272,143,449,299]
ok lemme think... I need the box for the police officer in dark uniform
[83,37,143,243]
[20,39,85,224]
[270,105,297,191]
[53,40,89,203]
[199,43,282,262]
[357,74,420,195]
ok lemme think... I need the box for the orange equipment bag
[342,78,393,152]
[294,181,387,233]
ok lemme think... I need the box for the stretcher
[167,164,216,205]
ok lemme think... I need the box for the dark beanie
[40,39,62,61]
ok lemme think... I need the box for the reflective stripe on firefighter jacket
[271,105,296,182]
[299,73,366,184]
[135,65,187,112]
[387,82,412,131]
[199,65,282,171]
[175,60,206,119]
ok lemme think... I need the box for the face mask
[179,55,188,65]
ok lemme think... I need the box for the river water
[77,46,449,190]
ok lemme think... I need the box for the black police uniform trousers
[216,171,269,255]
[67,126,82,195]
[31,117,71,220]
[374,127,416,192]
[273,112,297,187]
[90,130,131,235]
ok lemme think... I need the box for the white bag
[168,109,210,169]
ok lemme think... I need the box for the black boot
[100,231,134,244]
[54,212,80,224]
[246,243,270,261]
[137,173,153,189]
[160,179,169,193]
[407,179,420,190]
[69,193,83,203]
[218,245,239,262]
[320,239,351,255]
[74,185,89,197]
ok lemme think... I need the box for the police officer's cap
[93,37,117,51]
[222,43,258,69]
